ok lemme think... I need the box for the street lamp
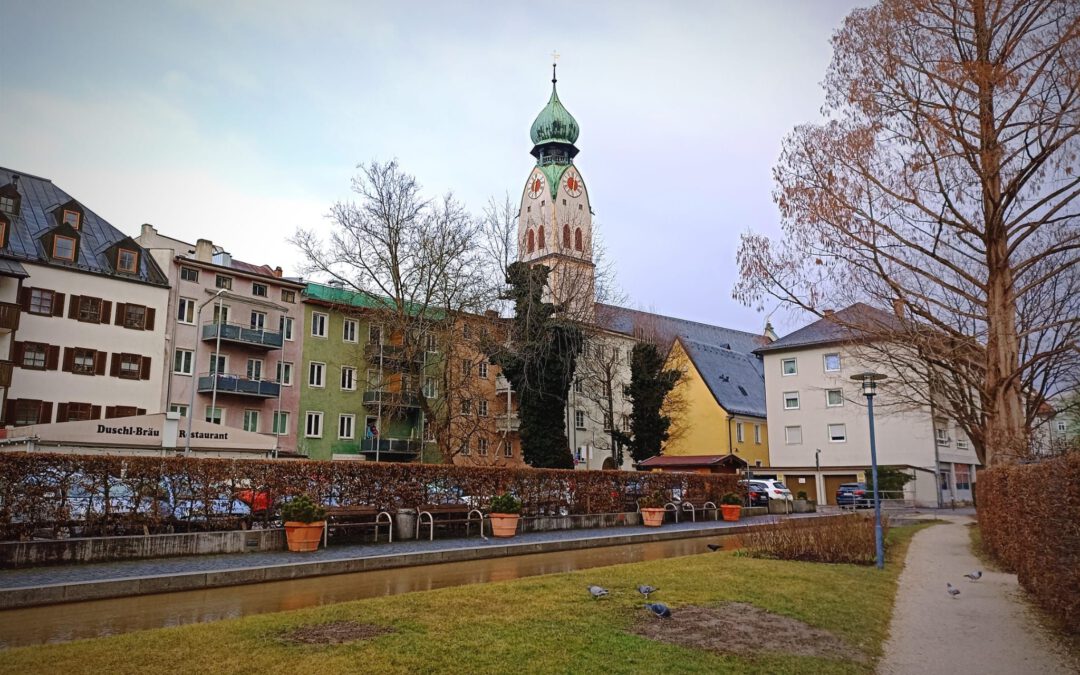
[851,371,888,570]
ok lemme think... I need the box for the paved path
[879,515,1078,675]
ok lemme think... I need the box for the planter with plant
[793,490,814,513]
[720,492,743,521]
[487,493,522,537]
[280,494,327,552]
[638,490,668,527]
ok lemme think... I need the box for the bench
[416,504,485,541]
[324,505,393,544]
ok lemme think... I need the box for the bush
[743,514,888,565]
[978,454,1080,634]
[638,490,668,509]
[280,494,326,523]
[796,491,808,500]
[720,492,742,506]
[488,493,521,514]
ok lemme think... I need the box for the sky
[0,0,870,334]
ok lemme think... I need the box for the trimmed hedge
[977,454,1080,634]
[0,453,740,540]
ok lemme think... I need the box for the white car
[740,479,794,502]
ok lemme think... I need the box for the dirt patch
[282,621,395,645]
[630,602,865,663]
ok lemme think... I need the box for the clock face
[563,172,583,198]
[527,174,545,199]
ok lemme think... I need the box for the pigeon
[946,583,961,598]
[963,570,982,582]
[644,602,672,619]
[637,585,659,600]
[588,585,609,599]
[706,544,722,552]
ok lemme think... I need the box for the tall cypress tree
[492,262,581,468]
[620,342,681,463]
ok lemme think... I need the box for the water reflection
[0,534,738,649]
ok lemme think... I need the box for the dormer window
[53,235,76,261]
[0,196,15,214]
[63,210,81,230]
[0,217,7,249]
[117,248,139,273]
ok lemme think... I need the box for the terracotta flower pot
[489,513,520,538]
[641,507,666,527]
[284,521,325,552]
[720,505,742,522]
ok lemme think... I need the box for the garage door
[823,474,859,505]
[785,474,818,502]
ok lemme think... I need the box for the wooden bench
[416,504,485,541]
[324,505,393,544]
[677,494,719,522]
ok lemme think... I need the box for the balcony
[197,373,281,398]
[0,360,12,388]
[496,412,520,432]
[201,322,283,350]
[358,437,424,461]
[495,375,514,395]
[364,343,429,368]
[0,301,20,333]
[363,390,422,408]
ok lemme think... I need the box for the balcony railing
[201,322,283,350]
[362,390,422,408]
[0,301,20,333]
[496,412,520,432]
[358,438,424,459]
[0,360,12,388]
[364,343,426,365]
[495,375,514,394]
[197,373,281,398]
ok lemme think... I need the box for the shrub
[796,491,808,500]
[743,514,888,565]
[488,493,521,514]
[638,490,668,509]
[978,454,1080,634]
[280,494,326,523]
[720,492,742,506]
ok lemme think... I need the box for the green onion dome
[530,83,579,146]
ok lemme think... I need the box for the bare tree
[735,0,1080,466]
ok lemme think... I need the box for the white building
[757,304,980,507]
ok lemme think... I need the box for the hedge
[0,453,740,540]
[977,453,1080,634]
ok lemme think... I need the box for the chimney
[892,297,905,319]
[763,321,778,342]
[212,250,232,267]
[194,239,214,262]
[328,279,345,290]
[10,174,19,191]
[273,266,283,278]
[140,223,157,238]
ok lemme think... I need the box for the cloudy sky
[1,0,868,333]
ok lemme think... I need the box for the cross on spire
[551,50,559,83]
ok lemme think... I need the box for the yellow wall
[662,341,770,467]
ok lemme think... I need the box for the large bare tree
[735,0,1080,466]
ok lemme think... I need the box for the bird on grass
[963,570,982,582]
[706,544,722,552]
[644,603,672,619]
[637,585,659,600]
[588,585,609,599]
[946,583,961,598]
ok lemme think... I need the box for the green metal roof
[303,282,445,319]
[530,83,579,146]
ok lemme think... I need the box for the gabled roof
[596,304,769,354]
[679,338,767,418]
[638,453,747,468]
[754,303,901,354]
[0,168,167,286]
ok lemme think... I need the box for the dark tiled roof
[0,168,167,286]
[680,338,767,418]
[596,303,769,353]
[754,303,901,354]
[638,453,747,468]
[0,258,29,278]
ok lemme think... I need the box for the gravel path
[879,515,1078,675]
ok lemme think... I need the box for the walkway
[879,515,1078,675]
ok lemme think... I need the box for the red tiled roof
[637,454,747,468]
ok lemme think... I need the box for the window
[72,348,97,375]
[369,324,382,344]
[281,289,296,303]
[62,209,81,229]
[123,304,147,329]
[461,359,472,378]
[308,362,325,387]
[215,275,233,290]
[478,438,488,456]
[423,377,437,399]
[526,229,535,253]
[21,343,47,369]
[341,366,356,390]
[826,389,844,407]
[118,354,142,379]
[574,379,583,394]
[504,441,513,458]
[423,333,437,351]
[0,195,15,213]
[14,400,44,426]
[250,311,266,331]
[305,412,323,438]
[311,312,327,337]
[280,316,294,341]
[173,349,193,375]
[754,424,762,444]
[575,228,583,251]
[575,410,586,429]
[77,296,102,323]
[736,422,744,442]
[180,267,199,282]
[823,353,841,372]
[273,411,290,435]
[205,406,223,425]
[343,319,358,342]
[212,304,229,324]
[243,410,260,433]
[784,425,803,445]
[957,438,970,450]
[622,414,630,432]
[276,361,293,386]
[52,235,76,261]
[563,224,571,248]
[117,248,138,273]
[177,297,195,324]
[108,406,138,419]
[246,358,263,381]
[461,440,470,456]
[478,361,489,379]
[28,288,55,315]
[478,400,488,417]
[783,392,800,410]
[781,358,797,376]
[936,427,950,445]
[169,404,188,417]
[538,225,546,248]
[828,423,847,443]
[252,283,268,297]
[462,324,472,339]
[209,352,226,374]
[460,399,472,415]
[955,464,971,490]
[339,414,355,440]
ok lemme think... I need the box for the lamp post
[851,371,888,570]
[185,289,226,455]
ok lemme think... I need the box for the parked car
[836,482,873,509]
[743,482,769,507]
[739,479,793,502]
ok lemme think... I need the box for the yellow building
[653,337,770,470]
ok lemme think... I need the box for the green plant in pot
[639,489,668,527]
[281,494,327,552]
[720,492,743,522]
[797,491,808,500]
[488,493,522,538]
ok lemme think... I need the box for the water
[0,534,739,649]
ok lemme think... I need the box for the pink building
[136,225,305,454]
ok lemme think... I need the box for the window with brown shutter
[12,399,42,426]
[94,352,106,376]
[110,353,120,377]
[53,292,65,317]
[144,307,155,331]
[118,353,141,379]
[46,345,59,371]
[64,402,93,421]
[76,296,101,323]
[68,295,80,319]
[39,401,53,423]
[20,342,47,370]
[100,300,111,324]
[62,347,74,372]
[91,405,102,419]
[122,304,146,330]
[109,405,137,419]
[72,348,96,375]
[140,356,152,380]
[26,288,56,316]
[57,403,68,421]
[114,303,126,326]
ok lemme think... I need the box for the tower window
[537,225,546,248]
[579,204,583,210]
[526,229,535,253]
[562,224,571,248]
[527,206,531,213]
[575,228,583,251]
[562,199,566,205]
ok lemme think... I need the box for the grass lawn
[0,524,931,675]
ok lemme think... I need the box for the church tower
[518,63,595,322]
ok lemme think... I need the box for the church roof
[530,81,580,147]
[679,338,767,419]
[596,303,769,354]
